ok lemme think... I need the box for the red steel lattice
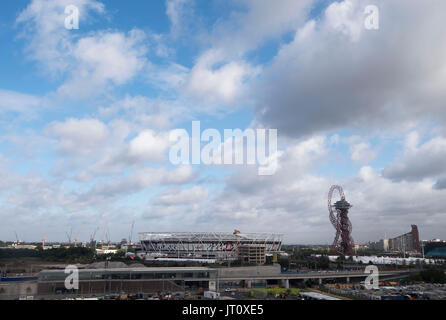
[328,185,354,256]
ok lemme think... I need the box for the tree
[316,256,330,269]
[279,258,290,270]
[420,269,446,283]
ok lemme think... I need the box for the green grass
[253,288,307,295]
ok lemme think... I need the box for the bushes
[409,268,446,284]
[0,247,95,262]
[419,269,446,283]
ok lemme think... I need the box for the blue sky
[1,0,446,244]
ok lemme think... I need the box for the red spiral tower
[328,185,354,255]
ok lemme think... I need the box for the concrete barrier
[218,264,281,278]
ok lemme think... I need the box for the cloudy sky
[1,0,446,244]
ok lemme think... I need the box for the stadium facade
[424,239,446,257]
[139,232,283,261]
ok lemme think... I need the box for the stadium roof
[139,232,283,242]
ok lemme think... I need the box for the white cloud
[350,141,377,164]
[0,89,42,114]
[255,0,446,137]
[166,0,192,37]
[209,0,313,56]
[128,130,170,163]
[181,0,312,107]
[57,29,148,98]
[98,95,188,129]
[153,186,208,205]
[0,90,45,125]
[404,131,420,153]
[17,0,147,99]
[184,50,259,105]
[47,118,109,155]
[146,62,189,91]
[324,0,363,41]
[80,165,195,201]
[16,0,105,75]
[383,134,446,182]
[4,131,52,158]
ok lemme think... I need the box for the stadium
[139,232,283,262]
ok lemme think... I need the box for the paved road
[218,270,411,281]
[307,288,351,300]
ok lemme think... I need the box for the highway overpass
[216,266,413,288]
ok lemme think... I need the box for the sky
[1,0,446,244]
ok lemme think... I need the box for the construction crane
[73,228,79,248]
[41,223,46,250]
[90,227,99,248]
[101,218,111,249]
[66,227,73,244]
[105,228,111,247]
[128,221,135,246]
[14,231,20,245]
[100,225,105,250]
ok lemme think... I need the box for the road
[218,269,412,282]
